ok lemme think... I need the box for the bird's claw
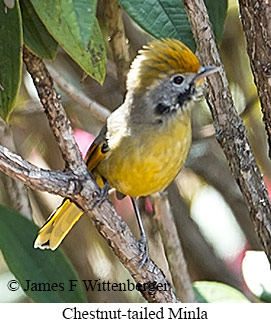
[92,182,110,208]
[138,235,149,267]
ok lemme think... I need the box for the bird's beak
[193,66,220,85]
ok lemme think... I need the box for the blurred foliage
[193,281,250,303]
[0,0,270,303]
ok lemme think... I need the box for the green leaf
[20,0,58,60]
[0,205,87,303]
[29,0,106,83]
[118,0,228,51]
[0,0,22,121]
[193,281,250,303]
[242,251,271,302]
[205,0,227,44]
[118,0,195,51]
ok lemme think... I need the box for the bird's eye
[173,75,184,85]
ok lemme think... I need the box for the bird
[34,38,219,252]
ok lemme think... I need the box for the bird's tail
[34,199,84,250]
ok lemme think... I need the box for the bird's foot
[138,234,149,267]
[92,182,110,208]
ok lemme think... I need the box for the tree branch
[46,64,110,123]
[238,0,271,159]
[182,0,271,264]
[152,192,196,302]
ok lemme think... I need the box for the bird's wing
[34,125,110,250]
[85,125,109,171]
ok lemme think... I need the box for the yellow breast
[96,108,192,197]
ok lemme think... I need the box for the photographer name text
[22,279,168,293]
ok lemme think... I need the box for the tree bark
[182,0,271,265]
[238,0,271,159]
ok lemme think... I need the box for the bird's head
[126,39,219,121]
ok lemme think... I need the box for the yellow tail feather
[34,199,84,250]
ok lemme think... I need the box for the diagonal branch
[182,0,271,264]
[46,64,110,123]
[152,191,196,302]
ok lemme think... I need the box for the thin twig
[182,0,271,264]
[46,64,110,123]
[152,192,196,302]
[136,197,174,283]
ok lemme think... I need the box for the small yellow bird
[34,38,218,251]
